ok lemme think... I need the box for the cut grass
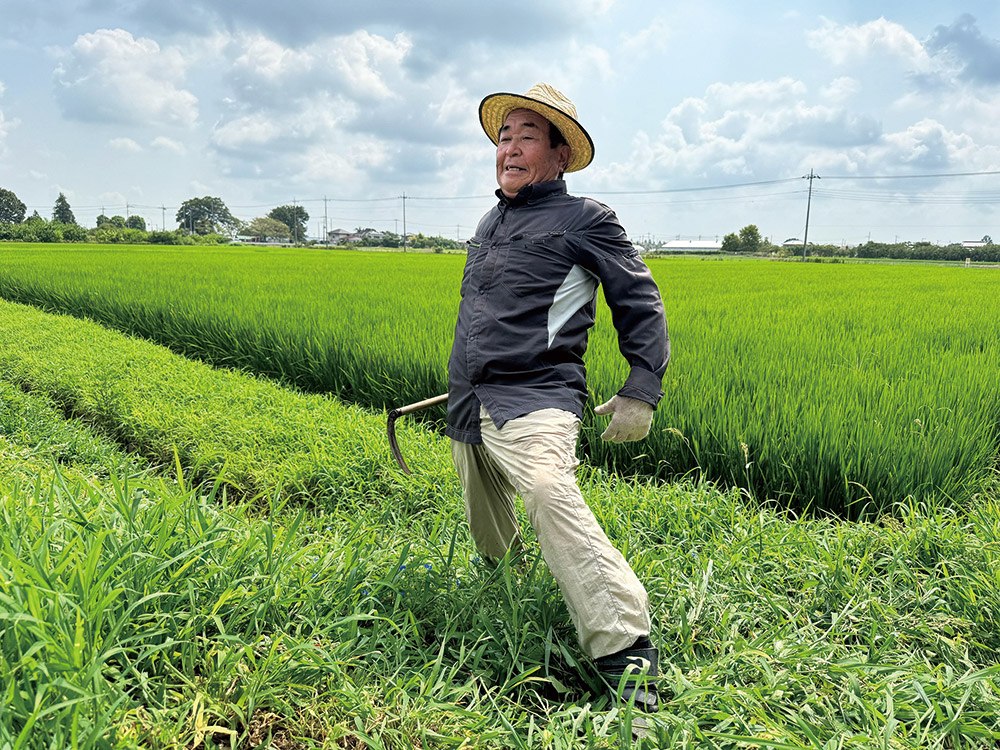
[0,298,447,510]
[0,379,143,486]
[2,301,1000,747]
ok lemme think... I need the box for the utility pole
[293,198,298,244]
[401,193,407,253]
[161,205,166,231]
[802,168,820,261]
[323,196,329,245]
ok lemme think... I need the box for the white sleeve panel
[547,264,600,349]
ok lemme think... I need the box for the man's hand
[593,395,654,443]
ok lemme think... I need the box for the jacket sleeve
[577,202,670,407]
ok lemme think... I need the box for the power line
[586,177,802,196]
[813,188,1000,205]
[821,169,1000,181]
[21,168,1000,215]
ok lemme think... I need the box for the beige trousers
[451,406,650,659]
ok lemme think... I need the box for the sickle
[387,393,449,474]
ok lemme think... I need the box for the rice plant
[0,244,998,514]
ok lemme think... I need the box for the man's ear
[558,144,572,172]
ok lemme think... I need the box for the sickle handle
[387,393,449,474]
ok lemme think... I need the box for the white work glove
[593,395,655,443]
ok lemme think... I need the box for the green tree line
[0,187,464,250]
[714,222,999,262]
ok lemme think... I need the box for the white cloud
[621,17,672,56]
[208,29,483,190]
[822,76,860,103]
[926,14,1000,86]
[53,28,198,127]
[595,75,889,189]
[110,136,143,152]
[807,17,931,70]
[210,93,390,186]
[98,191,127,207]
[151,136,185,154]
[0,110,11,154]
[877,119,978,170]
[212,114,284,151]
[564,41,614,84]
[809,117,1000,177]
[230,35,314,86]
[704,77,808,107]
[332,31,411,100]
[0,81,13,154]
[228,30,411,105]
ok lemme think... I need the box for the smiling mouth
[504,166,526,172]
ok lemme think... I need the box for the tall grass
[3,305,1000,746]
[0,244,998,514]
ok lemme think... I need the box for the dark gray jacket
[446,180,669,444]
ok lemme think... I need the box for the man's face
[495,108,572,198]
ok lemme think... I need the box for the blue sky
[1,0,999,245]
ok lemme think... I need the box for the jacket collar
[495,179,567,208]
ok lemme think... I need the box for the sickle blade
[386,393,448,475]
[387,409,412,475]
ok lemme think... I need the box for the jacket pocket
[500,231,568,298]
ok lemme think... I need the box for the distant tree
[148,230,181,244]
[247,216,291,241]
[36,221,63,243]
[268,204,309,242]
[108,215,127,229]
[52,192,76,224]
[720,232,740,254]
[0,187,27,224]
[176,196,239,235]
[983,235,993,245]
[126,215,146,231]
[358,230,399,248]
[61,223,88,242]
[96,214,111,227]
[738,224,762,253]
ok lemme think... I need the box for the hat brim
[479,92,595,173]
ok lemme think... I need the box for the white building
[657,239,723,252]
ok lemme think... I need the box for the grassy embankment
[3,300,1000,748]
[1,244,999,516]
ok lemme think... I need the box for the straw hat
[479,83,594,173]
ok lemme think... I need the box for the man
[446,83,669,713]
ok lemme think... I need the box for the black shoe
[595,644,660,713]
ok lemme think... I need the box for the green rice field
[1,243,997,515]
[3,296,1000,748]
